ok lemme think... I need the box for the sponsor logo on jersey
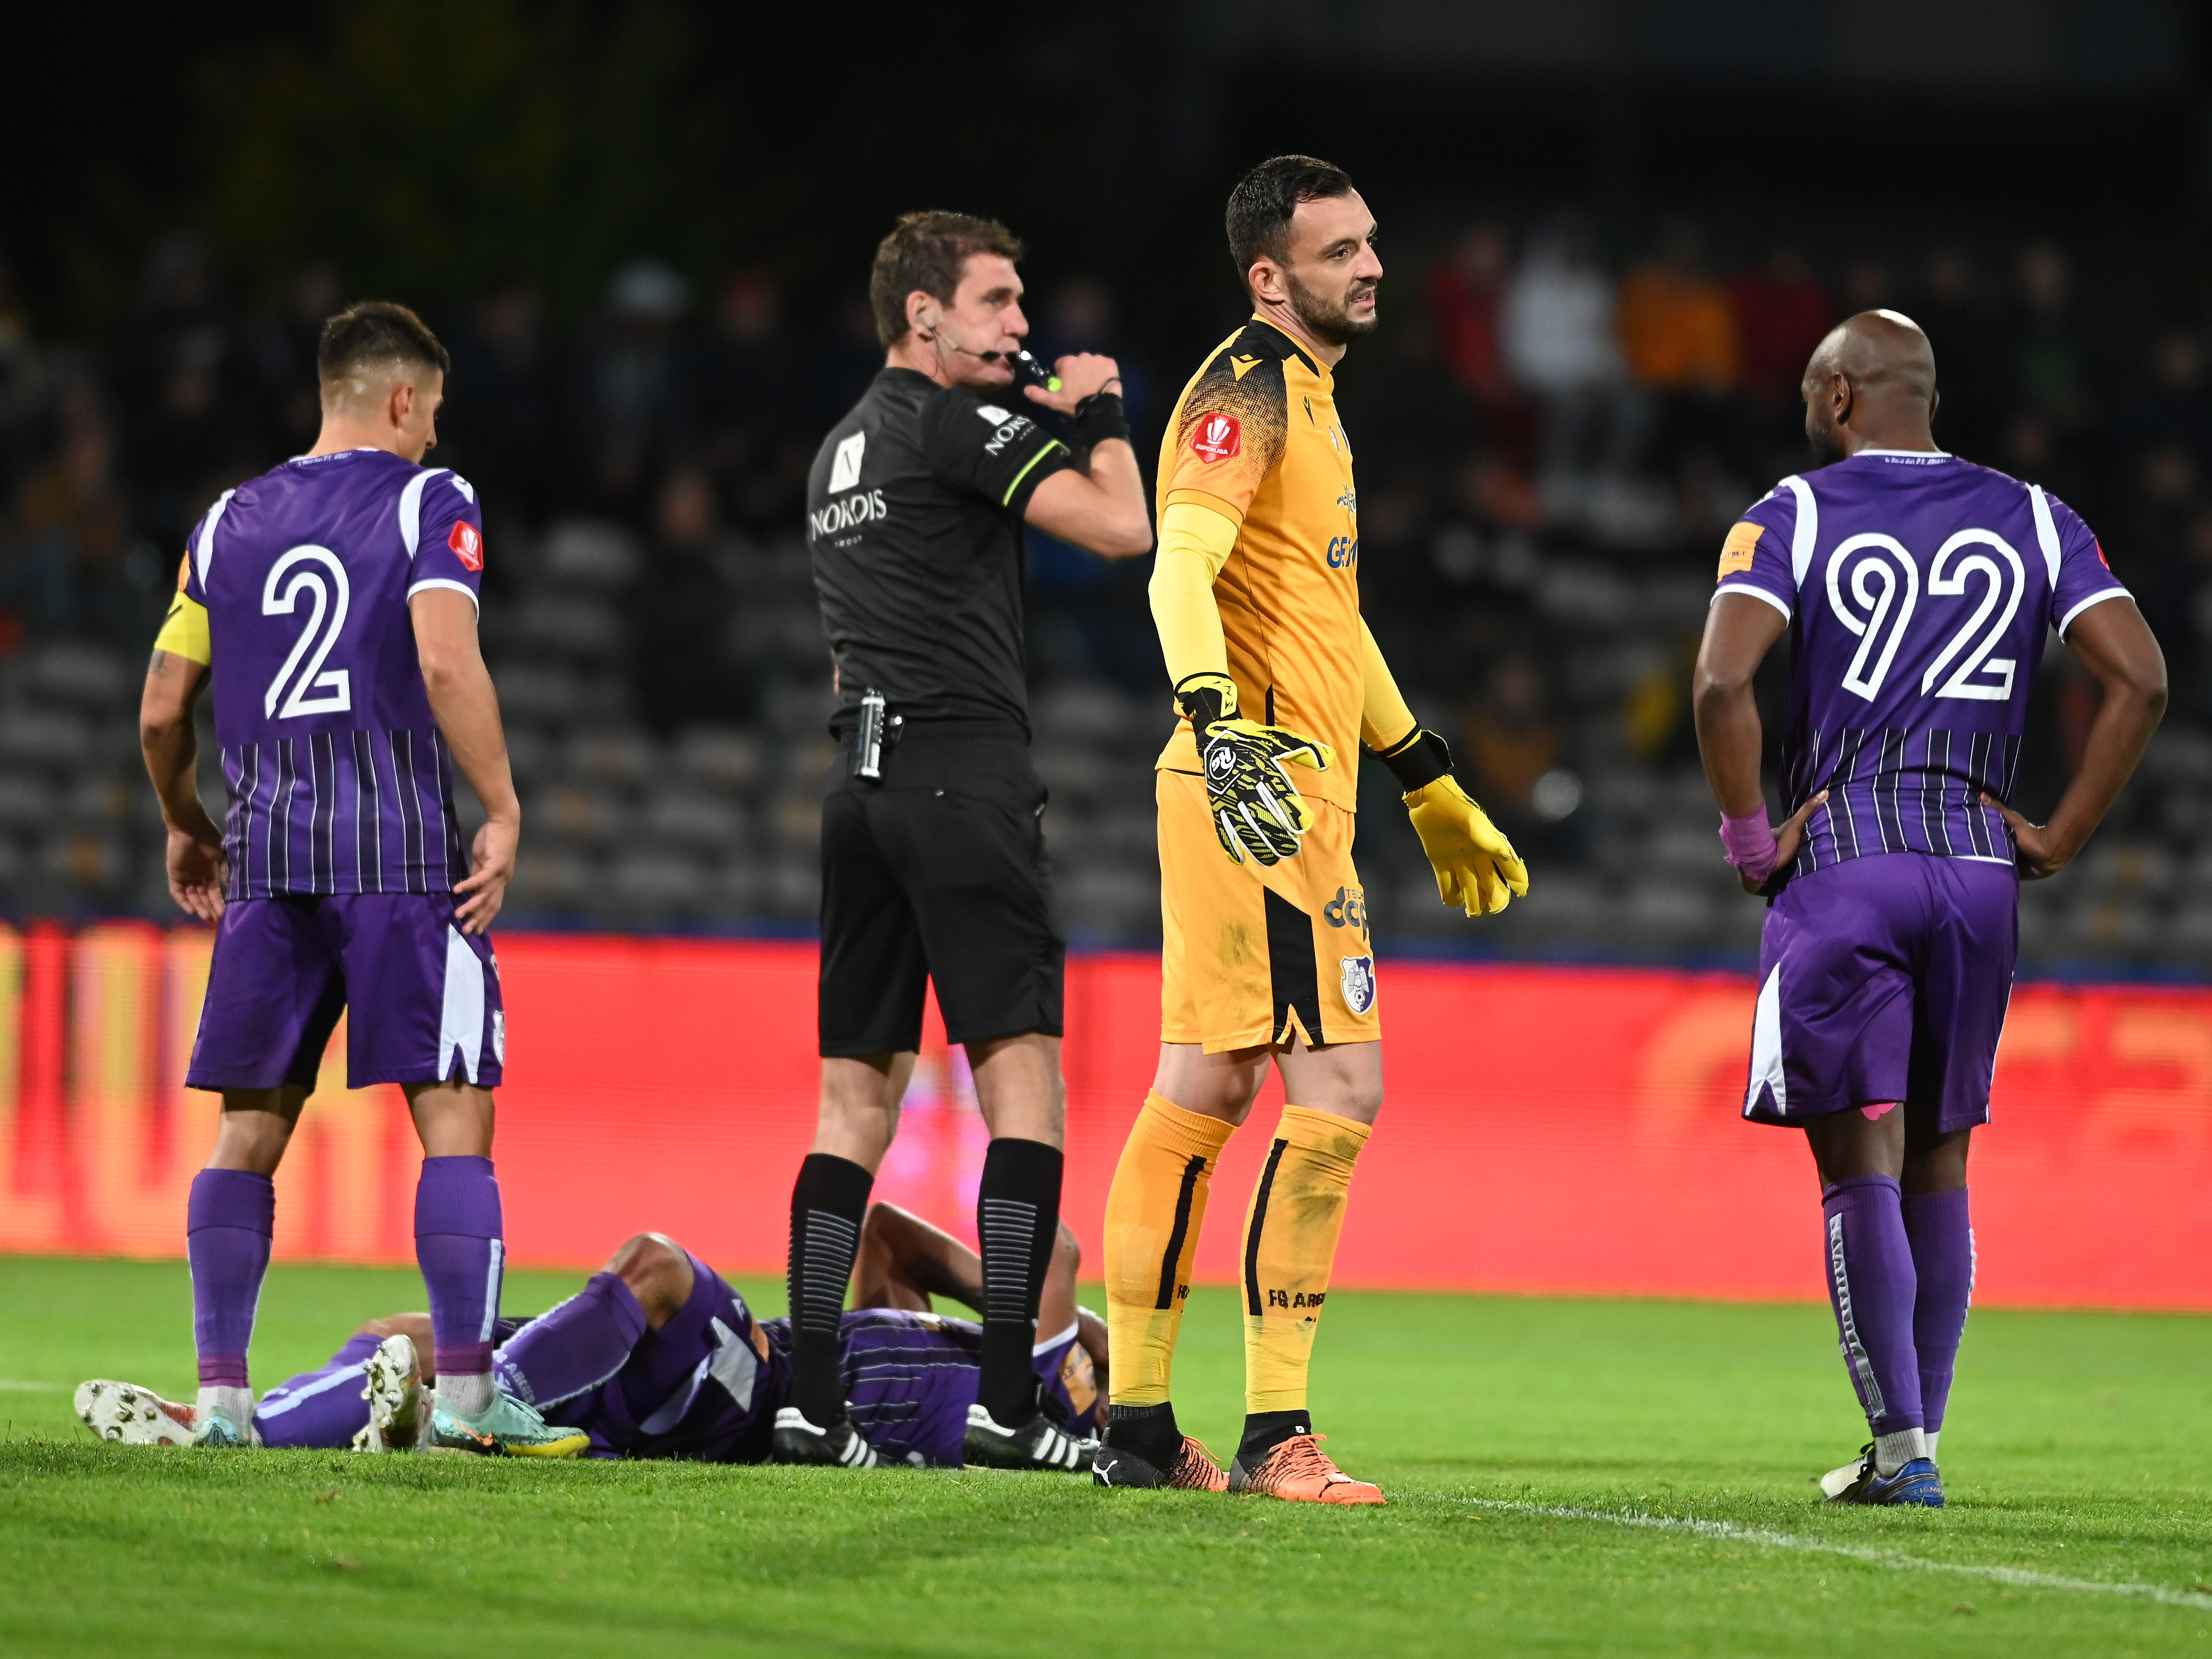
[1339,954,1376,1016]
[1326,535,1359,569]
[1191,411,1240,464]
[1718,519,1761,580]
[983,412,1036,456]
[976,404,1011,423]
[827,431,866,492]
[807,488,888,540]
[447,519,485,571]
[1322,885,1367,937]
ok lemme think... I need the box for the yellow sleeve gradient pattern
[154,593,212,666]
[1147,499,1240,686]
[1357,619,1417,754]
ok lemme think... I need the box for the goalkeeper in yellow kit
[1092,156,1528,1504]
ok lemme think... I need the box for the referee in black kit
[774,212,1151,1469]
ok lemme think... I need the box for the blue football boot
[1824,1445,1944,1507]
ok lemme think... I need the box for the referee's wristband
[1073,391,1130,448]
[1376,726,1452,793]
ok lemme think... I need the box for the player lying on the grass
[76,1202,1104,1468]
[1693,311,2165,1507]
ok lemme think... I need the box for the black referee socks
[787,1152,874,1428]
[975,1136,1065,1427]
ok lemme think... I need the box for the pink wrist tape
[1719,810,1778,881]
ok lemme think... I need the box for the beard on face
[1286,270,1379,347]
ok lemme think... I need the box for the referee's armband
[154,593,213,666]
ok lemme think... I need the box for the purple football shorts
[185,893,504,1092]
[1744,851,2016,1133]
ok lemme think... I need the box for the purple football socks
[414,1156,505,1388]
[256,1333,378,1449]
[498,1272,648,1409]
[1819,1174,1924,1454]
[187,1168,275,1390]
[1903,1187,1974,1437]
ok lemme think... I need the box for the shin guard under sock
[1103,1092,1236,1411]
[788,1152,873,1426]
[187,1168,274,1393]
[1902,1187,1973,1438]
[975,1136,1064,1426]
[415,1157,505,1406]
[1241,1105,1369,1415]
[1820,1174,1924,1456]
[498,1271,649,1409]
[256,1334,379,1449]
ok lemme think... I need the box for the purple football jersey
[180,449,486,898]
[1717,449,2129,876]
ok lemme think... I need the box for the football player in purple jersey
[137,302,578,1455]
[1693,311,2167,1506]
[75,1203,1104,1470]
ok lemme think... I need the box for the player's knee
[606,1232,689,1296]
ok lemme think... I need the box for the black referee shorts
[818,726,1066,1057]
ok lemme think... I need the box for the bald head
[1802,309,1941,457]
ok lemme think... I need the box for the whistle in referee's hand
[855,688,888,781]
[1011,350,1062,394]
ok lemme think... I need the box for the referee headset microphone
[914,306,1062,391]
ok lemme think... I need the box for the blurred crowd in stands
[4,214,2211,969]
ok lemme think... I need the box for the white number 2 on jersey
[262,546,352,718]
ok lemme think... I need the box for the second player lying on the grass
[76,1203,1102,1465]
[1093,156,1527,1505]
[1691,310,2166,1506]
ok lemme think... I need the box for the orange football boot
[1229,1433,1385,1505]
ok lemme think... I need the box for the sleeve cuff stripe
[1714,583,1793,621]
[407,578,480,613]
[1001,440,1069,507]
[2058,587,2129,637]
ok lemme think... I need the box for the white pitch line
[1464,1499,2212,1613]
[0,1380,64,1393]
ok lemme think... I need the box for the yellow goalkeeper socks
[1103,1091,1236,1407]
[1241,1103,1370,1414]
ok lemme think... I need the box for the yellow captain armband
[154,593,212,665]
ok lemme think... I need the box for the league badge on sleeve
[1191,412,1241,464]
[1339,954,1376,1016]
[448,520,485,571]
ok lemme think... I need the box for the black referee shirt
[806,366,1074,735]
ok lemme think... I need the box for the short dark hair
[317,300,450,391]
[869,212,1024,349]
[1225,155,1357,281]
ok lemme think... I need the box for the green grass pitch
[3,1257,2211,1656]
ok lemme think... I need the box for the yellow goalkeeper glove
[1374,727,1530,917]
[1175,671,1335,867]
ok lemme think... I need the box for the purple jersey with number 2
[1717,449,2129,878]
[181,449,486,898]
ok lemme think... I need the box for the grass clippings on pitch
[3,1256,2210,1657]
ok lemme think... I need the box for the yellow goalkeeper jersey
[1154,318,1363,812]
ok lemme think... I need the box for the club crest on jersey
[1339,954,1376,1016]
[447,520,484,571]
[1191,412,1240,464]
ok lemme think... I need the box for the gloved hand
[1404,776,1529,916]
[1175,672,1335,867]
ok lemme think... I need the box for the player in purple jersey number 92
[1693,311,2167,1506]
[137,303,574,1457]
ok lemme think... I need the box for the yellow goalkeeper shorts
[1156,766,1380,1053]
